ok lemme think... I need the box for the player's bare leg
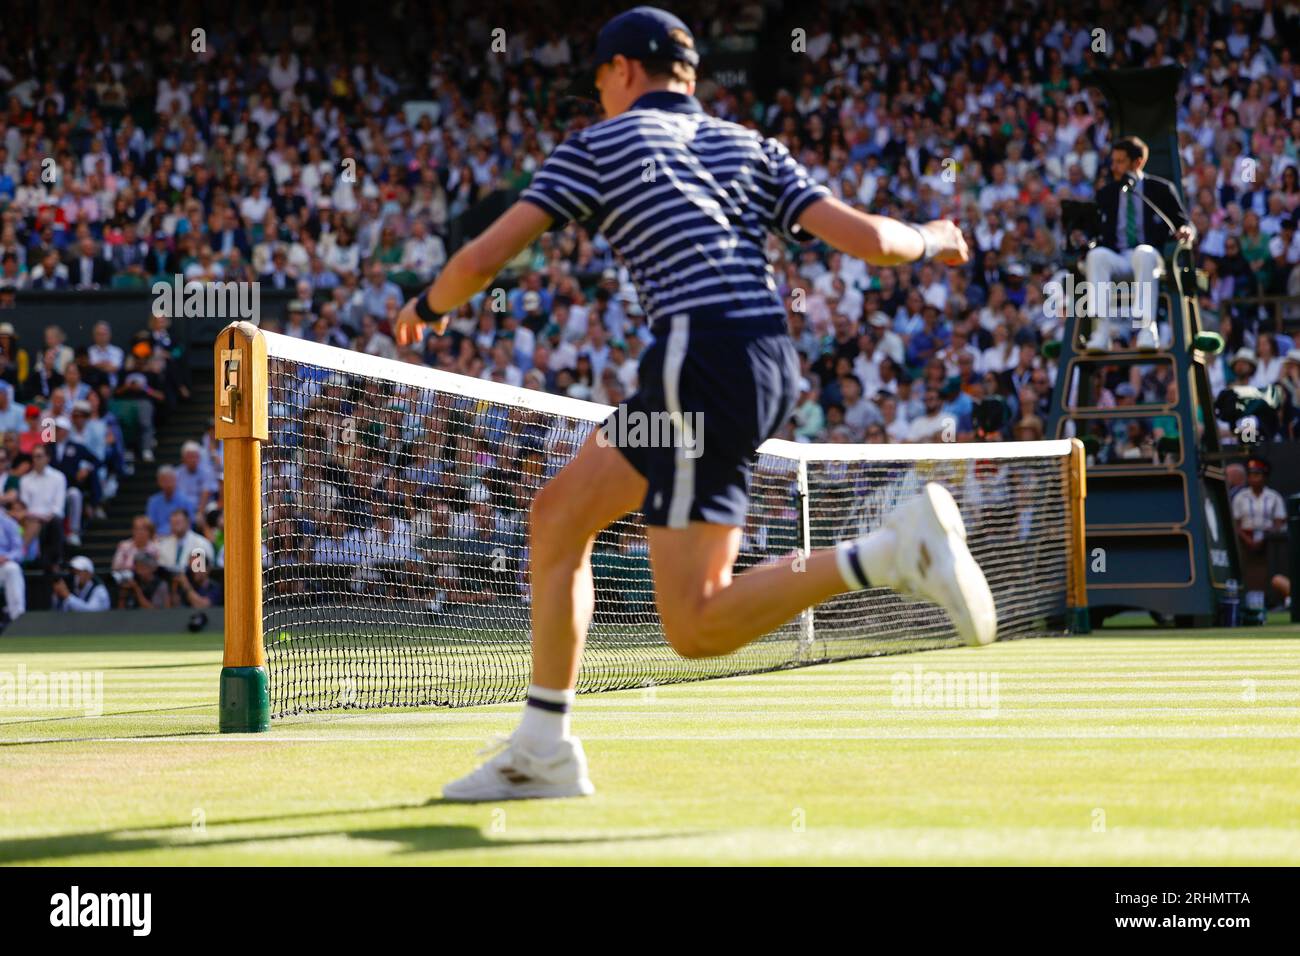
[647,523,842,657]
[442,433,644,801]
[649,483,997,658]
[527,432,647,689]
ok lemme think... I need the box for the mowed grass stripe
[7,704,1300,726]
[8,725,1300,745]
[7,692,1296,725]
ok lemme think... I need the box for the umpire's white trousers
[1085,244,1162,338]
[1,559,25,618]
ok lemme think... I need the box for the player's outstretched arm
[395,201,553,345]
[797,195,970,267]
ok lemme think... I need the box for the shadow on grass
[0,801,697,864]
[1081,628,1300,640]
[0,704,213,731]
[0,634,222,655]
[92,660,217,671]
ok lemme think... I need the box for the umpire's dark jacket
[1094,172,1189,250]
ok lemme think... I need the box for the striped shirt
[521,91,829,326]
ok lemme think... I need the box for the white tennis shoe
[880,482,998,647]
[442,734,595,802]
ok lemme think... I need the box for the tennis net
[216,325,1086,724]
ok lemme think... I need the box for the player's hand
[921,220,970,266]
[1175,225,1196,245]
[394,295,449,348]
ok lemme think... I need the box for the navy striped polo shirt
[520,90,829,328]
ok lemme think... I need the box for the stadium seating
[1,0,1298,614]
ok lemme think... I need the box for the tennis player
[396,6,995,801]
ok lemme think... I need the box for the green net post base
[220,666,270,733]
[1067,607,1092,635]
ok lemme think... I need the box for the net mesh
[805,456,1071,661]
[259,334,1073,718]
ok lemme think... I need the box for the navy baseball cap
[592,6,699,70]
[562,7,698,107]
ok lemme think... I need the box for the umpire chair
[1043,66,1241,627]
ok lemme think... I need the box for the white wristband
[909,223,938,262]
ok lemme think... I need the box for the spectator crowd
[0,0,1298,616]
[0,306,220,620]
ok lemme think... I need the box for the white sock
[835,530,897,591]
[516,684,574,751]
